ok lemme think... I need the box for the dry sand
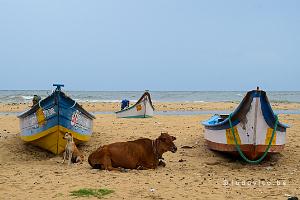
[0,103,300,199]
[1,101,300,113]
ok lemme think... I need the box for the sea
[0,90,300,104]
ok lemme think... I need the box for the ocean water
[0,90,300,103]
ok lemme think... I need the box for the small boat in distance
[18,84,95,154]
[115,91,154,118]
[202,87,289,162]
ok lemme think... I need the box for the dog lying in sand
[62,132,84,165]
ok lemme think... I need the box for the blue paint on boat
[18,84,95,143]
[202,90,289,131]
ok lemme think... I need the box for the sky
[0,0,299,91]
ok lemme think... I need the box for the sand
[1,101,300,113]
[0,103,300,199]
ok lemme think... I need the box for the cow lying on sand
[88,132,177,171]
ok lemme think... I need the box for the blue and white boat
[18,84,95,154]
[115,91,154,118]
[202,88,289,161]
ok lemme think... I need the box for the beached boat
[202,88,289,162]
[115,91,154,118]
[18,84,95,154]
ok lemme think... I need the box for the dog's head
[63,132,73,142]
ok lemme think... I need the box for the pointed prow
[53,84,64,91]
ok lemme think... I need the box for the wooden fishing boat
[202,88,289,161]
[18,84,95,154]
[115,91,154,118]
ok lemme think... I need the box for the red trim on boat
[205,140,285,160]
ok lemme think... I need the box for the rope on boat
[228,113,278,164]
[70,100,77,109]
[38,100,43,109]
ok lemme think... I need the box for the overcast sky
[0,0,299,91]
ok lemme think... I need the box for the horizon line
[0,89,300,92]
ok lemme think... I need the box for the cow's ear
[160,132,168,137]
[159,136,166,142]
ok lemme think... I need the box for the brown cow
[88,132,177,171]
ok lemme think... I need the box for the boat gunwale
[201,90,288,131]
[17,91,95,119]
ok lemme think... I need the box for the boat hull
[202,90,288,160]
[18,90,95,154]
[205,140,285,160]
[116,92,154,118]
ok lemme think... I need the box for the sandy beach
[1,101,300,113]
[0,102,299,200]
[1,0,299,198]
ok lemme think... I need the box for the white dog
[62,132,84,165]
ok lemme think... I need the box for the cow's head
[158,132,177,153]
[88,147,103,169]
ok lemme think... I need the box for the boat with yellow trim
[18,84,95,154]
[202,87,289,161]
[115,91,154,118]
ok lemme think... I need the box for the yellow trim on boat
[36,107,46,126]
[30,130,63,154]
[226,126,241,144]
[20,125,91,142]
[20,125,58,142]
[20,125,91,154]
[265,128,277,145]
[59,126,90,141]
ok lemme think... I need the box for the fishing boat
[18,84,95,154]
[115,91,154,118]
[202,88,289,162]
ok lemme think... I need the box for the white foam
[193,101,206,103]
[21,96,33,100]
[75,99,122,103]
